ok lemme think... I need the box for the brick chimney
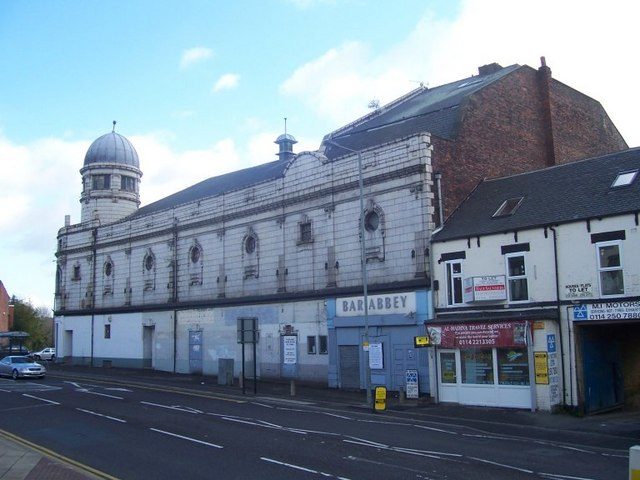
[478,63,502,76]
[537,56,556,166]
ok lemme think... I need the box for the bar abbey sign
[337,292,416,317]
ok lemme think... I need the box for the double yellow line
[0,428,118,479]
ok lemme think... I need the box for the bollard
[630,445,640,480]
[399,387,406,405]
[290,379,296,397]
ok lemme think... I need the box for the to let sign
[463,276,507,302]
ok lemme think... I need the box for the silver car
[0,356,46,380]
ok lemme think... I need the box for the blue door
[189,330,203,374]
[582,329,623,413]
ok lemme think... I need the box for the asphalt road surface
[0,374,629,479]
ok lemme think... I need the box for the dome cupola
[79,122,142,224]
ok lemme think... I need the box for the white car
[32,347,56,361]
[0,356,46,379]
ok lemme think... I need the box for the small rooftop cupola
[274,118,297,162]
[79,121,143,224]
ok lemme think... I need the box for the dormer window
[493,197,523,218]
[611,170,638,188]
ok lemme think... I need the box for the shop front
[327,290,430,396]
[428,321,533,409]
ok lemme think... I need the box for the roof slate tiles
[432,148,640,242]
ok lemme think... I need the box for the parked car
[0,356,46,380]
[0,346,30,360]
[32,347,56,361]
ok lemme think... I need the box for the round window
[104,262,113,277]
[245,236,256,254]
[364,211,380,232]
[145,255,154,271]
[190,246,201,264]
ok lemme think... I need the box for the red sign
[426,321,527,348]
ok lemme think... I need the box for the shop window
[597,241,624,296]
[121,175,136,192]
[440,352,457,383]
[497,348,529,385]
[319,335,328,354]
[307,336,317,354]
[461,348,494,384]
[92,174,111,190]
[506,254,528,302]
[104,324,111,339]
[445,260,463,305]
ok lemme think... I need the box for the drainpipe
[549,225,566,407]
[434,172,444,226]
[172,217,179,373]
[90,227,97,367]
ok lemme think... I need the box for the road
[0,373,630,480]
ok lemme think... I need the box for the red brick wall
[0,281,10,332]
[435,65,627,220]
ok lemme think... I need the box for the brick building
[54,59,626,395]
[0,281,14,332]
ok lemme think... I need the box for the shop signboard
[426,321,527,348]
[463,275,507,302]
[337,292,416,317]
[572,300,640,321]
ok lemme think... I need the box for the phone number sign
[573,301,640,321]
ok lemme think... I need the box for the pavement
[2,362,640,479]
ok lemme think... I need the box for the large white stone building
[54,61,628,396]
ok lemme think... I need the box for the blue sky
[1,0,639,310]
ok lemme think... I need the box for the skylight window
[493,197,524,218]
[611,170,638,188]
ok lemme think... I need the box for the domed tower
[274,118,297,162]
[80,122,142,224]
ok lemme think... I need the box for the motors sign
[573,301,640,321]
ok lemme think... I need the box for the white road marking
[22,394,60,405]
[0,388,10,392]
[76,408,126,423]
[343,436,388,448]
[150,428,222,449]
[251,402,274,408]
[79,390,124,399]
[468,456,533,474]
[222,416,308,435]
[539,473,597,480]
[322,412,352,420]
[140,401,202,414]
[412,424,458,434]
[261,457,351,479]
[555,444,594,453]
[105,387,132,392]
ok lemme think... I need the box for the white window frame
[596,240,625,297]
[444,260,464,306]
[505,253,529,303]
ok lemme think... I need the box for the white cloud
[213,73,240,92]
[281,0,640,146]
[180,47,213,69]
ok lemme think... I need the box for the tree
[10,297,52,350]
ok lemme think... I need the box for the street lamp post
[325,137,372,407]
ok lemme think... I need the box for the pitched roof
[432,148,640,242]
[132,159,290,218]
[322,64,521,157]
